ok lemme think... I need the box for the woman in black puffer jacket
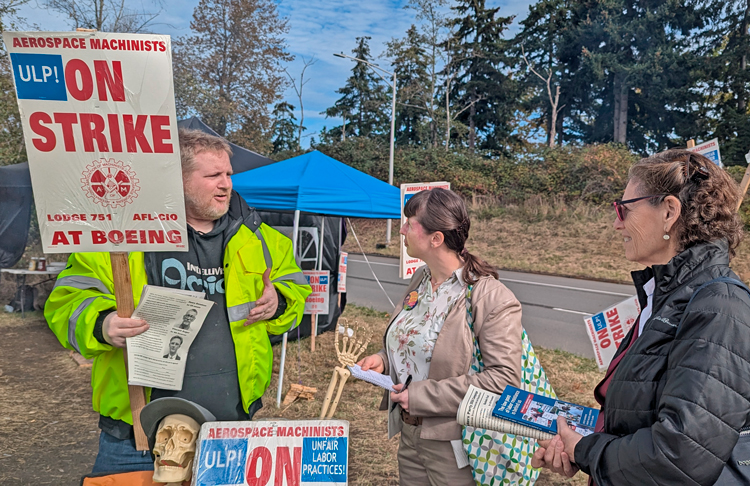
[533,149,750,485]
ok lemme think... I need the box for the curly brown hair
[629,149,743,259]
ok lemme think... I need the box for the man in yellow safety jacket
[44,129,311,474]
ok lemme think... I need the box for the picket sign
[739,153,750,211]
[3,31,187,450]
[399,182,450,279]
[193,420,349,486]
[687,138,750,211]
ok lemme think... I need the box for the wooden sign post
[737,166,750,211]
[110,252,149,451]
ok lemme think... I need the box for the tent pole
[338,218,343,311]
[311,217,325,352]
[292,210,300,260]
[277,209,301,407]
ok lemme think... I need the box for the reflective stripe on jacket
[44,208,311,425]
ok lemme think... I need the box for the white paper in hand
[126,286,214,390]
[347,364,396,392]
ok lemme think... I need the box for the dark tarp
[257,212,346,344]
[176,117,274,174]
[0,162,33,268]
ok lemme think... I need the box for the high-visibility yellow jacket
[44,199,311,425]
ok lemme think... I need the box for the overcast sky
[15,0,534,144]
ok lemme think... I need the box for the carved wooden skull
[152,414,199,484]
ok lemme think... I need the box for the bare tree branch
[521,43,563,147]
[284,55,317,150]
[43,0,163,33]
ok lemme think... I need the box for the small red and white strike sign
[584,295,641,370]
[194,419,349,485]
[304,270,330,315]
[3,32,186,253]
[337,252,347,293]
[399,182,450,279]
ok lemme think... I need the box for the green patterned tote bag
[461,284,557,486]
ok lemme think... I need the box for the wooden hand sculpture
[320,320,371,419]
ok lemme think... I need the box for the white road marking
[499,278,632,297]
[349,258,633,297]
[553,308,592,316]
[350,259,399,267]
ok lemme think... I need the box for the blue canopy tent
[231,150,401,218]
[232,150,401,405]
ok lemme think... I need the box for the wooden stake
[311,314,317,352]
[109,252,149,451]
[687,139,696,148]
[737,165,750,211]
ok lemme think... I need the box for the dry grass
[0,306,603,485]
[343,199,750,284]
[0,312,100,485]
[344,218,400,259]
[255,305,401,485]
[256,304,604,486]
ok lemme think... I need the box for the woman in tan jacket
[357,188,523,485]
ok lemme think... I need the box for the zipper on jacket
[740,426,750,437]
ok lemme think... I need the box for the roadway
[345,254,636,359]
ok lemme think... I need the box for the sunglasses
[613,194,668,222]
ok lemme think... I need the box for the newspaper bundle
[457,385,554,441]
[126,285,213,390]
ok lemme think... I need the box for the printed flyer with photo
[126,285,213,390]
[492,385,599,437]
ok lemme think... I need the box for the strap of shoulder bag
[679,276,750,327]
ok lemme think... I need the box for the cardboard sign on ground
[194,420,349,486]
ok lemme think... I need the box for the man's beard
[184,190,230,221]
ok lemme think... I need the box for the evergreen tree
[386,25,430,145]
[693,0,750,166]
[443,0,518,153]
[568,0,703,152]
[271,101,298,153]
[325,37,388,138]
[405,0,448,147]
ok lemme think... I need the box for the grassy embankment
[343,197,750,283]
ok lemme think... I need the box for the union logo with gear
[80,158,140,208]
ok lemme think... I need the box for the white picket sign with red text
[194,420,349,486]
[4,32,186,253]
